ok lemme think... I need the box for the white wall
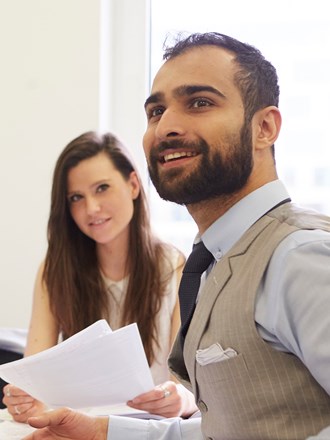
[0,0,150,328]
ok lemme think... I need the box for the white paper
[0,320,154,409]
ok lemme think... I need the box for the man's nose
[154,108,187,141]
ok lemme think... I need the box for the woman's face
[67,152,140,247]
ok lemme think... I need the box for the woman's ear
[253,106,282,151]
[129,171,140,200]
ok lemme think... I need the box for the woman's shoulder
[157,241,185,272]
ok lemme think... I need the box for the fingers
[7,395,35,407]
[3,385,46,423]
[21,414,58,440]
[3,385,33,422]
[3,384,34,408]
[130,381,174,404]
[27,413,53,429]
[3,384,28,398]
[127,381,182,417]
[27,407,109,440]
[13,401,35,414]
[8,404,35,424]
[27,407,71,429]
[3,384,11,398]
[158,384,171,398]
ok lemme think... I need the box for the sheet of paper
[0,320,154,409]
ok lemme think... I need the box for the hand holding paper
[0,320,154,409]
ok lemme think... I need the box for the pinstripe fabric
[169,203,330,440]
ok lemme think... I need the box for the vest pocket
[196,352,248,384]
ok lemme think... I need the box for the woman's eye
[68,194,82,203]
[191,98,211,108]
[96,183,109,193]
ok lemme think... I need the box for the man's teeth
[163,151,196,162]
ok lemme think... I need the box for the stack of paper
[0,320,154,409]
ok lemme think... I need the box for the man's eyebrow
[144,92,164,109]
[175,84,226,99]
[144,85,225,110]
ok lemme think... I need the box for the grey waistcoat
[169,203,330,440]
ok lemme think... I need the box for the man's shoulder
[268,202,330,232]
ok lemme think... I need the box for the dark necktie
[179,241,214,346]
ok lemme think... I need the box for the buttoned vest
[169,203,330,440]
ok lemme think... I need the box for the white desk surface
[0,409,35,439]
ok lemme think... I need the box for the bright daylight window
[148,0,330,256]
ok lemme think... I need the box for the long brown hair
[44,131,178,364]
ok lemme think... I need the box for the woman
[3,131,197,422]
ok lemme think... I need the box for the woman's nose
[86,196,101,215]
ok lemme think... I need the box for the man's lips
[159,150,198,164]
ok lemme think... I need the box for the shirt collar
[200,180,290,261]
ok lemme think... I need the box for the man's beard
[147,121,254,205]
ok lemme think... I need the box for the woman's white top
[103,246,181,385]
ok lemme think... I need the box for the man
[24,32,330,440]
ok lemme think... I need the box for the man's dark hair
[163,32,280,124]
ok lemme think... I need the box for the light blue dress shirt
[108,180,330,440]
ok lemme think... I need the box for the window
[148,0,330,254]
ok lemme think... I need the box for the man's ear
[253,106,282,151]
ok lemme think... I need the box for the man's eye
[96,184,109,193]
[148,107,164,119]
[191,99,211,108]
